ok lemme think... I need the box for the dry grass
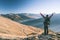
[0,16,43,39]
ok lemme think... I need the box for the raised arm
[49,13,54,18]
[40,13,45,18]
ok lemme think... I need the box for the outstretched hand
[49,13,54,18]
[40,13,45,18]
[52,12,54,15]
[40,13,42,15]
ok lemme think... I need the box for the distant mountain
[1,14,22,21]
[1,13,33,21]
[18,13,33,19]
[23,13,41,19]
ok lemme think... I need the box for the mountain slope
[0,16,43,38]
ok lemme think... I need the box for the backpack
[45,17,50,25]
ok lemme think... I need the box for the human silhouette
[40,13,53,35]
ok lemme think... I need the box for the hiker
[40,13,54,35]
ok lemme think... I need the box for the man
[40,13,54,35]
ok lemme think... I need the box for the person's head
[46,15,48,17]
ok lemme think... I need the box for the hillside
[0,16,44,39]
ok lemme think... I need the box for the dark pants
[44,24,48,35]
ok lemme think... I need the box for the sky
[0,0,60,14]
